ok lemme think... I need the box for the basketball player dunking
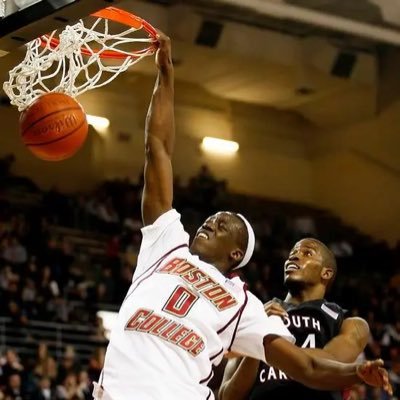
[93,33,392,400]
[219,238,371,400]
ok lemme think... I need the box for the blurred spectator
[329,239,354,258]
[4,373,23,400]
[34,343,57,381]
[0,350,23,383]
[2,236,27,265]
[291,215,317,238]
[31,377,55,400]
[56,347,80,385]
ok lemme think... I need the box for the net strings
[3,17,156,111]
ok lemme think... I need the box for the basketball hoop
[3,7,158,111]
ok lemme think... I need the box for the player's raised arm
[142,32,174,226]
[263,336,392,394]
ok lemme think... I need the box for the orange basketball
[20,93,88,161]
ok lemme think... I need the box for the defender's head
[284,238,337,293]
[190,211,255,275]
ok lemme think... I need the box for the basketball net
[3,8,157,111]
[0,0,6,18]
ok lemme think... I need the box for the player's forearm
[299,355,361,390]
[219,358,259,400]
[145,67,175,156]
[303,346,359,363]
[264,336,362,391]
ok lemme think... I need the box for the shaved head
[303,238,337,289]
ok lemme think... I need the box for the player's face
[284,239,324,287]
[190,212,243,271]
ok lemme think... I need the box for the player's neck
[190,248,229,275]
[284,286,325,304]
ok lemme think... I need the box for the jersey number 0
[163,285,199,317]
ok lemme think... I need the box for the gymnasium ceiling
[2,0,400,129]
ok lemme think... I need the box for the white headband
[234,213,255,269]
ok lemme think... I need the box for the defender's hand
[264,300,288,319]
[356,359,392,395]
[155,30,172,71]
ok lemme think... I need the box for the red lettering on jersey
[202,286,226,299]
[148,318,170,335]
[158,258,238,311]
[159,322,181,339]
[179,332,201,350]
[175,263,196,275]
[183,269,205,285]
[189,339,205,356]
[138,314,163,332]
[213,294,238,310]
[169,326,190,343]
[192,275,215,290]
[125,309,152,330]
[158,258,185,273]
[125,309,205,357]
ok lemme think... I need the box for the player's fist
[264,300,288,319]
[356,359,392,395]
[155,30,172,72]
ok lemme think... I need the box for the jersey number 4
[163,285,199,317]
[301,333,316,348]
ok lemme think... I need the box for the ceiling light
[201,137,239,155]
[87,114,110,132]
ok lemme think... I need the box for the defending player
[93,33,392,400]
[219,238,370,400]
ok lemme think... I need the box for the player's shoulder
[321,299,346,314]
[141,208,181,231]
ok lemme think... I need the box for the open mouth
[197,231,209,240]
[285,262,300,273]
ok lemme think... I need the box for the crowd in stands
[0,156,399,399]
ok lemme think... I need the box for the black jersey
[249,298,346,400]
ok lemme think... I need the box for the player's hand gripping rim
[356,359,393,395]
[155,30,172,72]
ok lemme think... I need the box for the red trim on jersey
[199,369,214,384]
[217,308,242,335]
[124,243,188,303]
[132,243,188,284]
[216,285,247,335]
[227,287,248,351]
[210,347,224,361]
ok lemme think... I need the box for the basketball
[19,93,88,161]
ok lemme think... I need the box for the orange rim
[40,7,158,60]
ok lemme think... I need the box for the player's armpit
[219,357,259,400]
[320,317,369,363]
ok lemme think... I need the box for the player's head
[190,211,255,274]
[284,238,337,294]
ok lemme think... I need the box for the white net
[0,0,6,18]
[3,15,157,111]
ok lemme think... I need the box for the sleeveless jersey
[249,298,346,400]
[95,210,294,400]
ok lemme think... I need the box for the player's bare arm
[219,357,259,400]
[263,335,392,394]
[142,32,174,226]
[302,317,369,363]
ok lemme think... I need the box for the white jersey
[95,209,294,400]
